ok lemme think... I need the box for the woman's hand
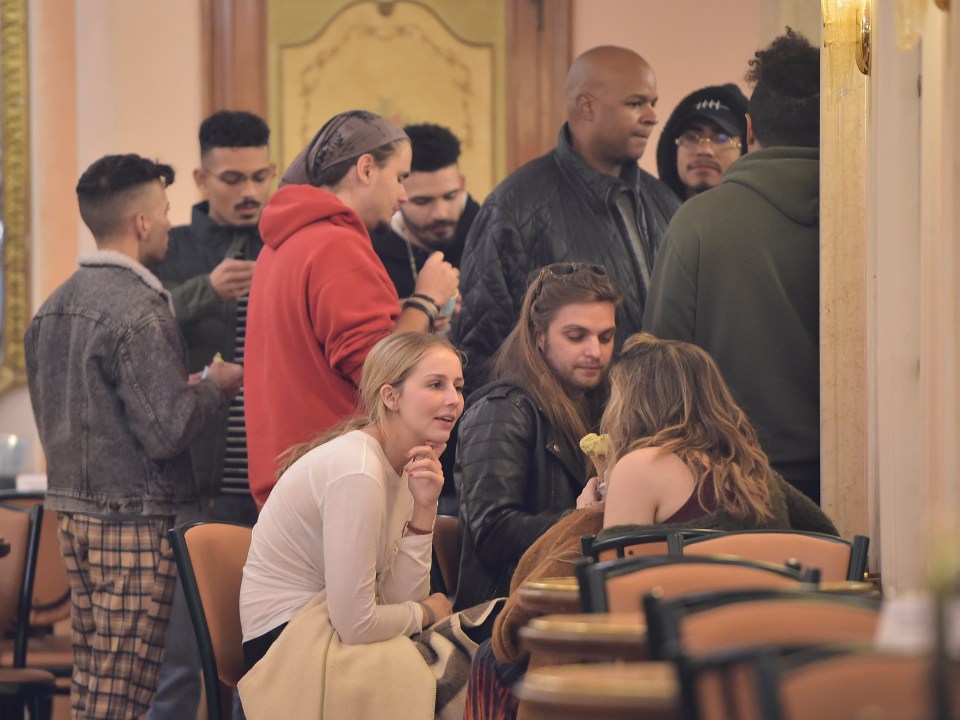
[420,592,453,628]
[405,444,444,510]
[576,476,606,511]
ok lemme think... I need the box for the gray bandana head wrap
[280,110,408,188]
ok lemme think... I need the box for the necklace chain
[404,238,419,284]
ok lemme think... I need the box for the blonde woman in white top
[239,333,466,718]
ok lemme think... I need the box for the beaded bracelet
[404,520,433,536]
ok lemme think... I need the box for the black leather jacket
[452,125,680,390]
[454,383,587,609]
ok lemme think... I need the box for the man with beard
[454,263,622,609]
[149,110,273,719]
[656,84,748,202]
[372,123,479,301]
[372,123,479,517]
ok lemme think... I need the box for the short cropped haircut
[746,28,820,148]
[404,124,461,173]
[76,154,175,239]
[199,110,270,155]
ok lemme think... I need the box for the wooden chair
[580,528,720,562]
[575,554,810,613]
[0,491,72,692]
[0,501,56,719]
[432,515,460,596]
[169,521,251,720]
[644,588,881,720]
[755,646,960,720]
[668,529,870,582]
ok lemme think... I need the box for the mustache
[235,200,261,211]
[427,221,456,232]
[686,160,722,172]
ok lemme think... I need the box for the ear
[380,383,399,412]
[535,328,546,353]
[134,211,149,242]
[457,173,466,192]
[576,93,595,121]
[193,167,208,195]
[356,154,376,186]
[745,113,757,149]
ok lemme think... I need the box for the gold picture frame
[0,0,30,396]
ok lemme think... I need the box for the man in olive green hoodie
[643,29,822,504]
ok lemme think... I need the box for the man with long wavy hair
[453,263,622,609]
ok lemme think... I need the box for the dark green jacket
[150,202,264,498]
[643,147,820,479]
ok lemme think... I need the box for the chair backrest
[0,502,43,668]
[576,555,806,614]
[432,515,460,595]
[669,530,870,582]
[582,528,721,562]
[0,492,70,626]
[756,648,960,720]
[169,521,251,720]
[646,589,881,720]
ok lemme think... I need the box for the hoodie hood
[258,184,368,251]
[722,146,819,226]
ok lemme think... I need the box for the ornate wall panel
[274,1,497,197]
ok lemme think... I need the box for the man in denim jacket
[25,154,243,719]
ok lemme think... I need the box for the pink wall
[572,0,765,175]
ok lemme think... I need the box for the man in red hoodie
[245,110,459,506]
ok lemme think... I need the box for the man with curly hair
[644,29,822,503]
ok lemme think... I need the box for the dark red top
[660,478,719,524]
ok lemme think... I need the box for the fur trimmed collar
[77,250,174,314]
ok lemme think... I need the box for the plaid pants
[57,513,177,720]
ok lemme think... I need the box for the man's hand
[413,252,459,310]
[204,361,243,401]
[209,258,256,301]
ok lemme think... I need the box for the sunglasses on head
[529,262,609,301]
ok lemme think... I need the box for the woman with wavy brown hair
[600,332,776,527]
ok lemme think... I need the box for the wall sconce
[856,0,871,75]
[822,0,872,104]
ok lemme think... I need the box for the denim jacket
[25,251,226,517]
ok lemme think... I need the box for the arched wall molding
[202,0,570,174]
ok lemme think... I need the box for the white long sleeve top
[239,430,432,644]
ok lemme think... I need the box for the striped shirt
[221,294,250,494]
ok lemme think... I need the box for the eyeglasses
[674,130,742,152]
[530,262,608,298]
[202,166,276,186]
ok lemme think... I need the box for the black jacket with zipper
[454,382,589,609]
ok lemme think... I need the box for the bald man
[452,46,680,391]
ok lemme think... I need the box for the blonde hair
[276,333,460,476]
[601,333,774,521]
